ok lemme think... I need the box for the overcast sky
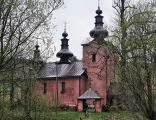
[51,0,138,61]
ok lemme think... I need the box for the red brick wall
[79,76,87,95]
[96,99,102,112]
[77,100,83,111]
[82,40,115,105]
[36,77,83,105]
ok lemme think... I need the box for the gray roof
[38,61,84,79]
[78,88,101,99]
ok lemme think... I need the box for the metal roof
[78,88,101,99]
[38,61,84,79]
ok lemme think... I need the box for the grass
[37,111,136,120]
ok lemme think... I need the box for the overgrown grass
[37,111,137,120]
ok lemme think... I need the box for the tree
[112,0,156,119]
[0,0,63,71]
[0,0,63,119]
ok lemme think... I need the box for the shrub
[109,105,119,112]
[59,104,69,111]
[68,105,77,111]
[102,105,109,112]
[59,104,77,111]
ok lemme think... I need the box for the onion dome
[56,29,73,64]
[90,6,108,39]
[96,6,102,15]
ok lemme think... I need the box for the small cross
[98,0,100,7]
[36,39,39,47]
[36,39,38,45]
[64,21,67,32]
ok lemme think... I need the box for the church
[35,6,115,112]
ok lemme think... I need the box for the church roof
[78,88,101,99]
[38,61,84,79]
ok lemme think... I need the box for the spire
[95,6,103,27]
[34,42,42,63]
[56,25,73,64]
[35,42,39,50]
[98,0,100,8]
[64,21,67,32]
[89,4,108,39]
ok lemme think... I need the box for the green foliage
[0,94,56,120]
[59,104,77,111]
[0,0,63,119]
[102,105,109,112]
[112,0,156,119]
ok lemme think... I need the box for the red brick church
[35,6,115,112]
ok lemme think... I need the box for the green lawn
[38,111,136,120]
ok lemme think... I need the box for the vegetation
[32,111,136,120]
[111,0,156,119]
[0,0,63,120]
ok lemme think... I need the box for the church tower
[56,28,73,64]
[82,6,114,106]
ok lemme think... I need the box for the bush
[102,105,109,112]
[59,104,69,111]
[117,104,126,111]
[68,105,77,111]
[59,104,77,111]
[109,105,119,112]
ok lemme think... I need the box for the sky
[51,0,138,61]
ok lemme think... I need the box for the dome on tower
[62,31,68,38]
[96,6,102,15]
[89,6,108,39]
[56,29,73,64]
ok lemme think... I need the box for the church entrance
[77,88,102,112]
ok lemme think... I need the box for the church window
[43,83,47,94]
[92,54,96,62]
[61,82,65,93]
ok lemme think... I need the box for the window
[61,82,65,93]
[43,83,47,94]
[92,54,96,62]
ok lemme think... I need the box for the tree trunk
[10,81,14,109]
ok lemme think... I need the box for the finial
[64,21,67,32]
[98,0,100,8]
[96,0,102,15]
[35,40,39,50]
[36,39,38,45]
[62,21,68,38]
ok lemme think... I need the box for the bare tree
[112,0,156,119]
[0,0,63,71]
[0,0,63,119]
